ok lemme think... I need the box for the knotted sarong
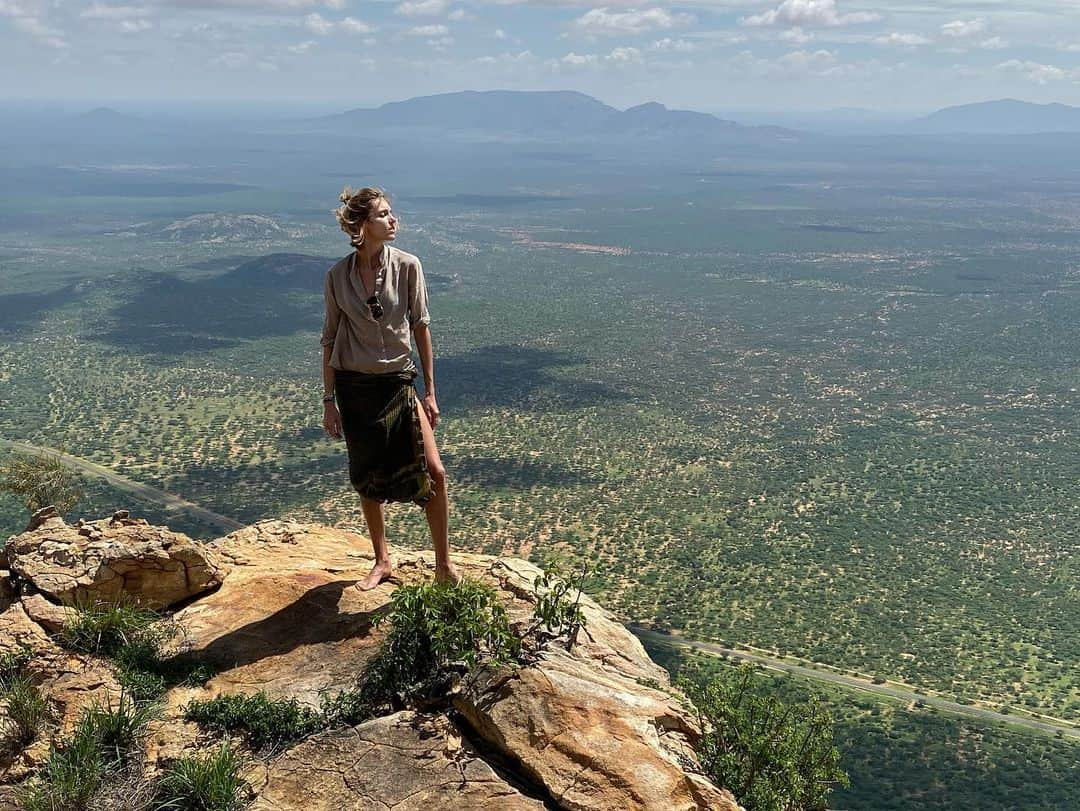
[335,369,432,505]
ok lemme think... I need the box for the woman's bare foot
[355,559,392,591]
[434,563,461,586]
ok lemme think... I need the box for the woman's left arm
[413,323,440,429]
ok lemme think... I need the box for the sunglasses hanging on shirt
[367,294,384,319]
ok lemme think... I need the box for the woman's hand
[421,393,440,429]
[323,401,343,440]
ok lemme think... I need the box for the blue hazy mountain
[320,89,795,143]
[913,99,1080,134]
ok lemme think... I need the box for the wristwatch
[322,393,335,404]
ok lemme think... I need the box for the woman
[321,186,459,590]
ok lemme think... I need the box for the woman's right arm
[321,270,343,440]
[322,344,341,439]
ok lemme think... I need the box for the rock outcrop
[3,510,223,610]
[0,515,740,810]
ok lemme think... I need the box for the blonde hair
[334,186,388,243]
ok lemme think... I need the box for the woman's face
[363,197,397,243]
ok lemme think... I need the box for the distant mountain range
[314,90,795,144]
[912,99,1080,134]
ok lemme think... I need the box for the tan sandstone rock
[4,510,223,609]
[250,711,546,811]
[2,517,739,810]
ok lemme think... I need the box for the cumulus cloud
[732,47,847,78]
[407,23,448,35]
[606,45,641,63]
[396,0,449,16]
[741,0,879,28]
[872,31,929,47]
[164,0,327,10]
[941,18,986,38]
[571,7,694,37]
[494,27,505,39]
[340,16,373,33]
[304,11,333,33]
[996,58,1071,84]
[287,39,315,53]
[474,49,533,65]
[80,3,151,19]
[978,36,1007,49]
[2,0,67,47]
[778,26,812,43]
[649,36,695,52]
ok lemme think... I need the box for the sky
[4,0,1080,113]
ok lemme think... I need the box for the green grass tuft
[2,675,50,749]
[152,742,250,811]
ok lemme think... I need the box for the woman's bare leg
[355,496,392,590]
[416,402,460,584]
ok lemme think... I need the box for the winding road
[0,439,243,534]
[629,625,1080,741]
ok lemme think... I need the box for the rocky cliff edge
[1,513,740,810]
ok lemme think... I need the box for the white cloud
[118,17,151,30]
[447,8,469,20]
[571,7,694,37]
[941,18,986,39]
[396,0,448,15]
[475,49,534,65]
[407,23,448,35]
[978,36,1007,49]
[304,12,333,34]
[287,39,315,53]
[872,31,929,47]
[649,36,695,52]
[340,16,372,33]
[325,0,344,7]
[494,27,505,39]
[165,0,325,10]
[742,0,879,28]
[4,2,67,47]
[778,47,841,73]
[606,45,641,63]
[996,58,1070,84]
[778,26,812,43]
[80,3,151,19]
[547,51,599,70]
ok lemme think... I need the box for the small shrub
[682,665,848,811]
[184,693,322,753]
[2,675,50,748]
[358,579,519,711]
[529,558,592,649]
[318,686,374,729]
[0,449,83,516]
[153,742,250,811]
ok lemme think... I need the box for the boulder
[250,711,546,811]
[3,510,223,609]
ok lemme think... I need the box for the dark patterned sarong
[335,369,432,505]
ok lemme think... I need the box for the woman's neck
[355,240,385,266]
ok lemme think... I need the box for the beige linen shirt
[321,245,431,374]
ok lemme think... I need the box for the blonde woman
[321,186,459,589]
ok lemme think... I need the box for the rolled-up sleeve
[408,258,431,327]
[321,269,340,347]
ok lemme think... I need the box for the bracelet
[322,393,335,403]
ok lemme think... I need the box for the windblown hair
[335,186,387,241]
